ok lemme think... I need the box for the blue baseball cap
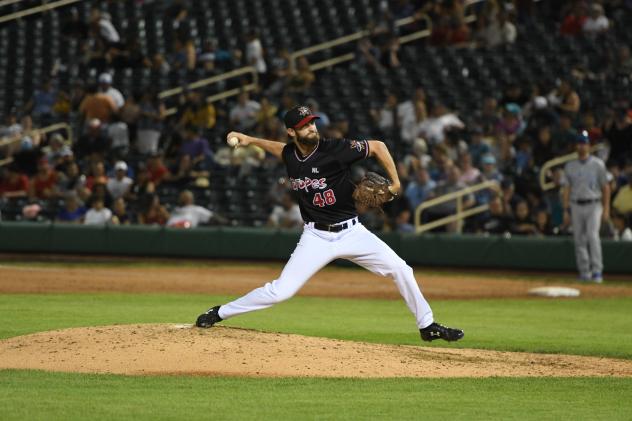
[576,130,590,144]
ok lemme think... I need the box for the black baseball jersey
[282,138,370,224]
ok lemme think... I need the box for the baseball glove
[352,172,395,208]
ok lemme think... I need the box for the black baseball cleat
[420,322,464,342]
[196,305,223,328]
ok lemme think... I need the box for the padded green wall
[0,222,630,273]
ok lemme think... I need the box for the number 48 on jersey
[312,189,337,207]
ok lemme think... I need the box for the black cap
[283,105,320,129]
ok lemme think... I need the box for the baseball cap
[283,105,320,129]
[481,154,496,165]
[114,161,128,171]
[576,130,590,144]
[98,73,113,84]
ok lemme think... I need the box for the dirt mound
[1,324,631,378]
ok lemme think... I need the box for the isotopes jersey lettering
[282,138,369,224]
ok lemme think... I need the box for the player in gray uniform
[562,131,611,282]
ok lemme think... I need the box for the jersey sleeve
[334,138,370,165]
[597,161,608,188]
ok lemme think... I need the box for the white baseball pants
[218,218,434,329]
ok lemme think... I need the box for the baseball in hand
[228,137,240,147]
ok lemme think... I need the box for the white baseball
[228,137,239,147]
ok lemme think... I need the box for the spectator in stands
[458,151,481,185]
[90,8,120,47]
[106,114,130,160]
[582,3,610,36]
[547,79,581,117]
[83,197,112,225]
[79,84,117,125]
[267,191,302,229]
[170,37,196,71]
[416,103,465,145]
[394,208,415,233]
[560,2,587,37]
[402,137,432,176]
[245,30,267,77]
[264,48,291,96]
[111,197,132,225]
[230,91,261,132]
[106,161,133,200]
[77,118,110,161]
[56,161,86,198]
[44,133,72,167]
[85,160,107,192]
[25,79,57,125]
[56,193,86,224]
[357,36,382,71]
[475,10,517,48]
[552,113,578,155]
[496,103,525,139]
[534,206,555,236]
[178,126,213,174]
[404,167,437,210]
[98,73,125,109]
[198,38,237,74]
[604,106,632,167]
[137,193,169,225]
[476,97,501,136]
[287,56,316,94]
[426,166,475,232]
[167,190,214,228]
[509,200,537,236]
[398,88,428,144]
[179,92,216,131]
[612,168,632,217]
[29,158,58,200]
[480,154,503,183]
[0,165,29,199]
[477,193,510,234]
[611,211,632,241]
[135,91,165,156]
[146,153,171,187]
[467,126,491,168]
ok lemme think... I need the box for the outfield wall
[0,222,631,273]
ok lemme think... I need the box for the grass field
[1,265,631,420]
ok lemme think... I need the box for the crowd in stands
[1,0,631,240]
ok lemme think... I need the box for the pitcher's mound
[1,324,630,378]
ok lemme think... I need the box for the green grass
[1,294,631,359]
[0,370,630,420]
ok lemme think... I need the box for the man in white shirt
[267,192,302,228]
[106,161,133,199]
[583,4,609,35]
[167,190,213,228]
[229,91,261,131]
[83,199,112,225]
[98,73,125,109]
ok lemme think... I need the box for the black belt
[313,218,358,232]
[573,199,600,205]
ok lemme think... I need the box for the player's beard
[295,131,320,147]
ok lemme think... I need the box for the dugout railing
[414,180,502,234]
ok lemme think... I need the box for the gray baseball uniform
[562,156,608,278]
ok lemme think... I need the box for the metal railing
[414,180,501,234]
[539,143,606,191]
[0,0,83,25]
[0,122,73,167]
[161,66,258,116]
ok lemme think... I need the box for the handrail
[291,13,433,70]
[0,157,13,167]
[0,122,73,149]
[0,0,28,8]
[0,0,83,25]
[158,66,258,100]
[414,180,501,234]
[163,82,258,116]
[539,143,606,191]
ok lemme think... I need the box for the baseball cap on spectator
[481,154,496,165]
[89,118,101,128]
[284,105,320,129]
[98,73,113,85]
[576,130,590,144]
[114,161,128,172]
[505,103,521,115]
